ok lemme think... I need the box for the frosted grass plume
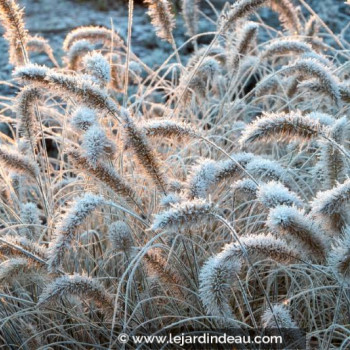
[83,52,111,86]
[15,85,40,147]
[0,0,28,65]
[257,182,303,208]
[144,0,175,43]
[311,179,350,216]
[81,124,116,169]
[108,221,134,255]
[66,39,93,71]
[240,111,326,146]
[328,227,350,285]
[140,119,199,140]
[19,202,40,239]
[48,193,105,272]
[283,59,341,106]
[0,145,38,179]
[246,157,287,183]
[268,205,327,261]
[182,0,199,38]
[63,25,123,52]
[121,109,167,194]
[67,147,141,207]
[37,274,113,313]
[14,64,120,115]
[151,199,216,232]
[71,106,97,131]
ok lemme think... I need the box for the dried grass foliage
[0,0,349,348]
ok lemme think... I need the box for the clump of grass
[0,0,349,347]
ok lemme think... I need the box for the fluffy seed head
[328,227,350,285]
[232,178,258,201]
[67,147,140,206]
[283,59,341,106]
[15,85,40,146]
[151,199,216,232]
[270,0,301,34]
[182,0,199,37]
[257,182,303,208]
[122,109,167,194]
[108,221,133,255]
[144,0,175,43]
[261,304,298,328]
[19,202,40,239]
[0,0,28,65]
[37,274,113,312]
[188,159,220,199]
[140,119,198,140]
[63,26,123,52]
[81,124,116,168]
[260,39,312,60]
[71,106,97,131]
[199,254,241,318]
[48,193,105,272]
[215,152,255,182]
[27,35,56,65]
[268,205,327,261]
[83,52,111,85]
[311,179,350,216]
[240,111,325,146]
[221,0,267,32]
[14,66,120,115]
[0,145,38,179]
[65,39,93,70]
[246,157,287,183]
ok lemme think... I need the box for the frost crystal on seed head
[311,179,350,215]
[246,157,286,182]
[160,193,182,207]
[307,111,335,126]
[108,221,133,254]
[151,199,216,232]
[232,179,258,200]
[199,254,241,318]
[71,107,97,131]
[144,0,175,43]
[81,124,115,168]
[283,58,341,106]
[37,274,113,311]
[260,39,312,60]
[268,205,327,260]
[14,63,48,81]
[257,182,303,208]
[188,159,220,199]
[48,193,105,272]
[262,304,297,328]
[83,52,111,84]
[19,202,40,239]
[66,39,93,70]
[328,227,350,285]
